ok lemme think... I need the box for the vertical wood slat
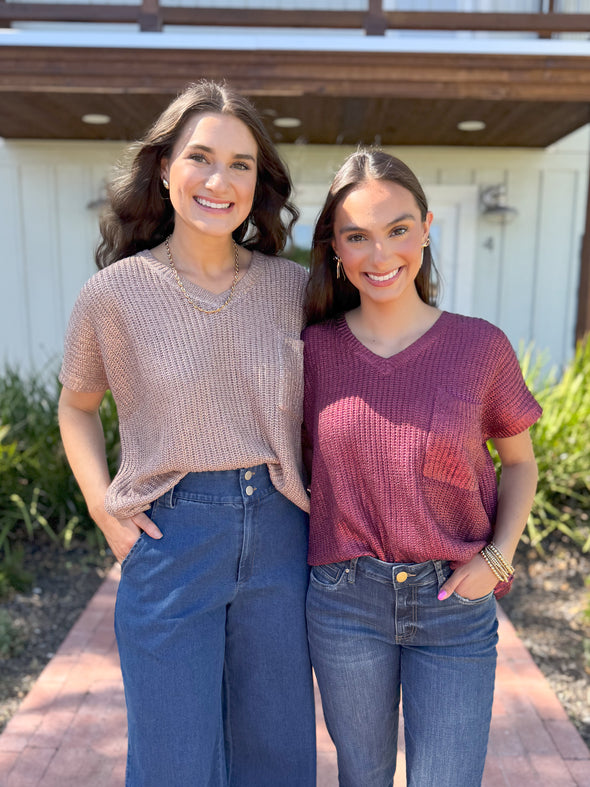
[365,0,386,36]
[139,0,161,32]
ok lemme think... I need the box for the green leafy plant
[0,547,33,599]
[517,339,590,553]
[283,245,311,268]
[0,367,120,570]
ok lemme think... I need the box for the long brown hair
[305,148,439,325]
[95,81,299,268]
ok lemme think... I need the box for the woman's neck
[154,227,251,293]
[346,292,441,358]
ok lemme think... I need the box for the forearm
[438,429,538,601]
[58,388,162,562]
[58,400,111,520]
[492,459,538,564]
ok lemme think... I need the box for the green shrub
[284,245,311,268]
[0,367,120,561]
[0,547,33,598]
[519,339,590,553]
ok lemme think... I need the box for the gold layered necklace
[165,236,240,315]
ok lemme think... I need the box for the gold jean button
[244,470,254,480]
[396,571,408,583]
[245,485,255,496]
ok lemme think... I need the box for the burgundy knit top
[303,312,542,574]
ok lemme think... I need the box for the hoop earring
[335,254,346,280]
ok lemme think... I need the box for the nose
[372,242,387,263]
[205,166,228,190]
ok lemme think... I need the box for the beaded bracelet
[479,541,515,582]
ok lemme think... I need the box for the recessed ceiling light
[82,113,111,125]
[457,120,486,132]
[273,117,302,128]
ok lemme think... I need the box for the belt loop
[433,559,446,585]
[345,557,358,583]
[163,484,176,509]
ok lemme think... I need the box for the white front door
[426,185,478,316]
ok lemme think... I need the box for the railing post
[538,0,554,39]
[365,0,387,36]
[0,0,9,29]
[139,0,162,32]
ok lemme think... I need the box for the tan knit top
[59,249,309,518]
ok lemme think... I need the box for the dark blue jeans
[115,466,316,786]
[307,556,498,787]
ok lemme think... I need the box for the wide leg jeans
[115,465,316,787]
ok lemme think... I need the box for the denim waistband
[346,556,451,587]
[157,465,274,506]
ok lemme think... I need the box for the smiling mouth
[195,196,232,210]
[366,268,400,282]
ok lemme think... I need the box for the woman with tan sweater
[58,81,315,787]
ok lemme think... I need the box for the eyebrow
[337,213,417,235]
[185,143,256,162]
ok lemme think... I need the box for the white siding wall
[0,129,588,375]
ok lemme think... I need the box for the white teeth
[196,197,231,209]
[367,268,400,282]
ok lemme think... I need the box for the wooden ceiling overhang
[1,42,590,145]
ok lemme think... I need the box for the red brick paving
[1,564,588,786]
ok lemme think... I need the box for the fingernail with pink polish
[438,590,448,600]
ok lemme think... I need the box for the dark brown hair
[95,80,299,268]
[305,148,439,325]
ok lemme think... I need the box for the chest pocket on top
[423,389,482,492]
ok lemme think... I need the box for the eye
[346,233,366,243]
[390,226,408,237]
[190,152,208,163]
[231,160,252,171]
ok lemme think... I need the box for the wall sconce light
[86,181,108,210]
[479,185,518,225]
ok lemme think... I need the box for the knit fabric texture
[303,312,542,577]
[60,249,309,518]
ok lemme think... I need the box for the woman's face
[331,178,432,310]
[161,112,258,240]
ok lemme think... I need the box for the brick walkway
[1,564,588,787]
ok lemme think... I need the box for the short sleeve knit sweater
[59,249,309,518]
[303,312,542,569]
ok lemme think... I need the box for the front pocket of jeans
[423,389,482,491]
[120,532,147,573]
[310,562,348,589]
[452,589,495,605]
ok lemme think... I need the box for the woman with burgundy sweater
[303,149,541,787]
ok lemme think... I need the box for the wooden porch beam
[0,3,139,24]
[2,47,590,104]
[380,11,590,34]
[2,4,590,34]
